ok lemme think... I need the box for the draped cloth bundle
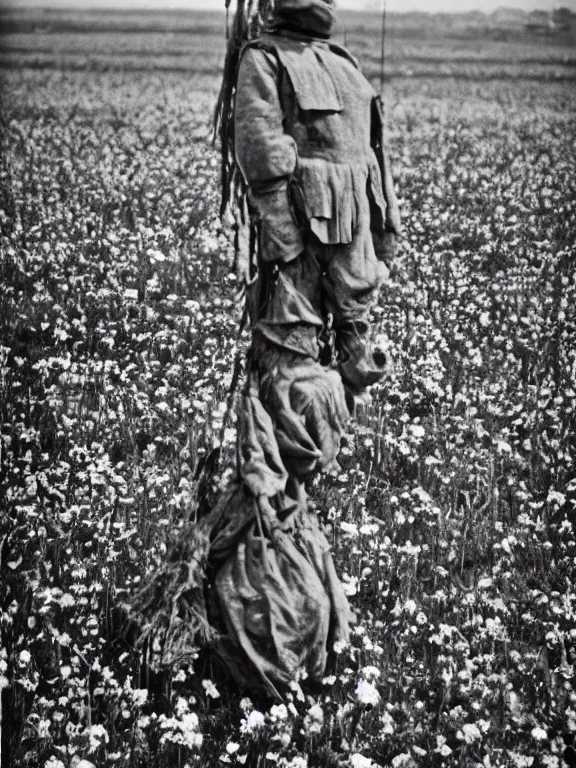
[205,333,354,698]
[127,256,355,700]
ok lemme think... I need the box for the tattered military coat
[234,30,402,264]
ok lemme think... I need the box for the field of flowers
[1,10,575,768]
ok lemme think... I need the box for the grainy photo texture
[0,0,575,767]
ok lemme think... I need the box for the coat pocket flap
[274,43,342,112]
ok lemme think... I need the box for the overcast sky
[3,0,575,13]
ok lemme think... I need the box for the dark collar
[267,24,331,42]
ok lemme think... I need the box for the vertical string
[380,0,386,97]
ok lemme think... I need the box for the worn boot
[336,319,388,394]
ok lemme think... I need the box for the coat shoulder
[249,33,359,70]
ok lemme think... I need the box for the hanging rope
[214,0,275,219]
[380,0,386,96]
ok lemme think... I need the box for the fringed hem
[295,153,387,245]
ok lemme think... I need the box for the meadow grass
[0,13,575,768]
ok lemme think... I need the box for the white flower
[355,679,380,707]
[477,578,493,589]
[244,710,265,731]
[132,689,148,707]
[546,491,566,507]
[59,593,75,608]
[340,522,359,536]
[307,704,323,722]
[435,735,452,756]
[478,718,490,733]
[87,724,109,753]
[289,680,305,701]
[158,712,202,750]
[342,575,358,597]
[359,523,378,536]
[226,742,240,755]
[361,665,381,681]
[280,732,291,747]
[60,666,72,679]
[181,712,199,730]
[19,650,31,665]
[147,248,166,263]
[403,599,417,616]
[178,714,203,749]
[202,679,220,699]
[303,703,324,735]
[479,311,491,327]
[458,723,482,743]
[269,704,288,720]
[350,755,373,768]
[507,755,534,767]
[380,711,395,735]
[174,697,189,716]
[531,726,547,741]
[392,754,415,768]
[287,758,307,768]
[43,759,66,768]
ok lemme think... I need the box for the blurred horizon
[2,0,576,13]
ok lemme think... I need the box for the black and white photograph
[1,0,575,766]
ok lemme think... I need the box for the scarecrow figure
[202,0,403,696]
[130,0,402,701]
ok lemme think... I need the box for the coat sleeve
[235,46,304,263]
